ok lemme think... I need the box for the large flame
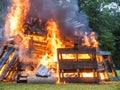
[5,0,30,37]
[4,0,107,83]
[39,19,65,68]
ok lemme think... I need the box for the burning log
[27,75,56,84]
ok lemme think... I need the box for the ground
[0,70,120,90]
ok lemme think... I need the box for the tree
[78,0,120,68]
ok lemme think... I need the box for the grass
[0,70,120,90]
[0,81,120,90]
[117,70,120,76]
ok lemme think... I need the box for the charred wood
[0,45,7,58]
[17,75,27,83]
[0,47,15,69]
[0,54,18,81]
[23,17,47,36]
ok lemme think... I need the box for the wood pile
[0,44,19,81]
[57,45,119,83]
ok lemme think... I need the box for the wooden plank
[4,60,18,81]
[58,59,92,61]
[33,45,47,50]
[59,69,77,73]
[0,47,15,69]
[0,54,18,81]
[0,45,7,58]
[33,41,47,45]
[32,50,46,55]
[13,34,23,45]
[57,47,96,54]
[60,77,99,83]
[59,61,98,69]
[97,51,111,55]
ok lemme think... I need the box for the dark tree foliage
[78,0,120,68]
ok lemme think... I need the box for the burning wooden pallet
[29,38,47,55]
[57,46,119,83]
[0,15,118,83]
[57,46,99,83]
[0,44,19,81]
[97,51,119,81]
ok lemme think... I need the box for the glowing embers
[61,72,79,78]
[0,65,6,76]
[78,54,91,59]
[82,72,94,78]
[61,72,94,78]
[57,47,99,83]
[61,54,76,60]
[60,54,91,60]
[24,68,34,75]
[99,72,106,80]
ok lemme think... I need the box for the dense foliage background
[0,0,120,68]
[78,0,120,68]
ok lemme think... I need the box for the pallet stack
[57,45,119,83]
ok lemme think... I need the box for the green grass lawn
[0,70,120,90]
[0,82,120,90]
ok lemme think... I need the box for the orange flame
[82,32,98,48]
[99,73,105,80]
[5,0,30,37]
[4,0,102,83]
[38,19,65,78]
[82,72,94,77]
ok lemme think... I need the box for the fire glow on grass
[4,0,107,82]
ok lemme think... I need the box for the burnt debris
[23,17,47,36]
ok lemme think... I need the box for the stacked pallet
[57,46,99,83]
[0,44,19,81]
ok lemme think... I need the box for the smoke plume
[28,0,91,42]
